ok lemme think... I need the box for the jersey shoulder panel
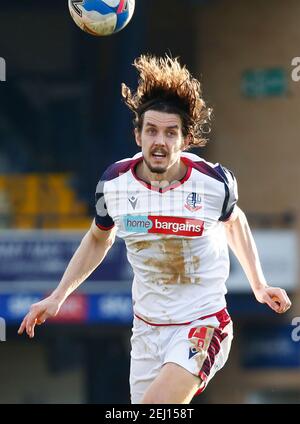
[181,153,224,183]
[215,164,239,221]
[101,153,142,182]
[94,153,142,230]
[181,153,238,221]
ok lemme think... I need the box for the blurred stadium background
[0,0,299,404]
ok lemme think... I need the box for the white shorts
[129,308,233,404]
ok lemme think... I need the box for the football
[68,0,135,36]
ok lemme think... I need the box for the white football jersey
[95,152,238,324]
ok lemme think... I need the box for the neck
[137,157,188,188]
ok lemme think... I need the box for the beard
[143,155,168,174]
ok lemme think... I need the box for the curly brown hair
[121,54,212,147]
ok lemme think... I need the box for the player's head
[122,54,211,174]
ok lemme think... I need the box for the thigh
[129,318,163,404]
[140,362,201,404]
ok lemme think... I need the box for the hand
[17,296,61,338]
[254,286,292,314]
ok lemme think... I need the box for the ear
[135,128,142,147]
[182,134,191,151]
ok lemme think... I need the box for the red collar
[130,156,192,193]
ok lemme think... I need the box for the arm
[18,219,116,338]
[224,206,292,313]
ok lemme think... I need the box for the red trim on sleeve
[96,223,115,231]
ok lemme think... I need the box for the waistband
[134,307,231,328]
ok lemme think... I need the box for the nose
[153,132,166,146]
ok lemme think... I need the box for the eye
[146,127,156,135]
[167,130,176,137]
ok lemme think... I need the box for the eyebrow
[145,122,179,129]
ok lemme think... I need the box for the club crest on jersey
[185,193,202,212]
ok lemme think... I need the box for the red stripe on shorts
[195,315,230,396]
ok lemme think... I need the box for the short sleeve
[95,178,115,231]
[218,166,238,222]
